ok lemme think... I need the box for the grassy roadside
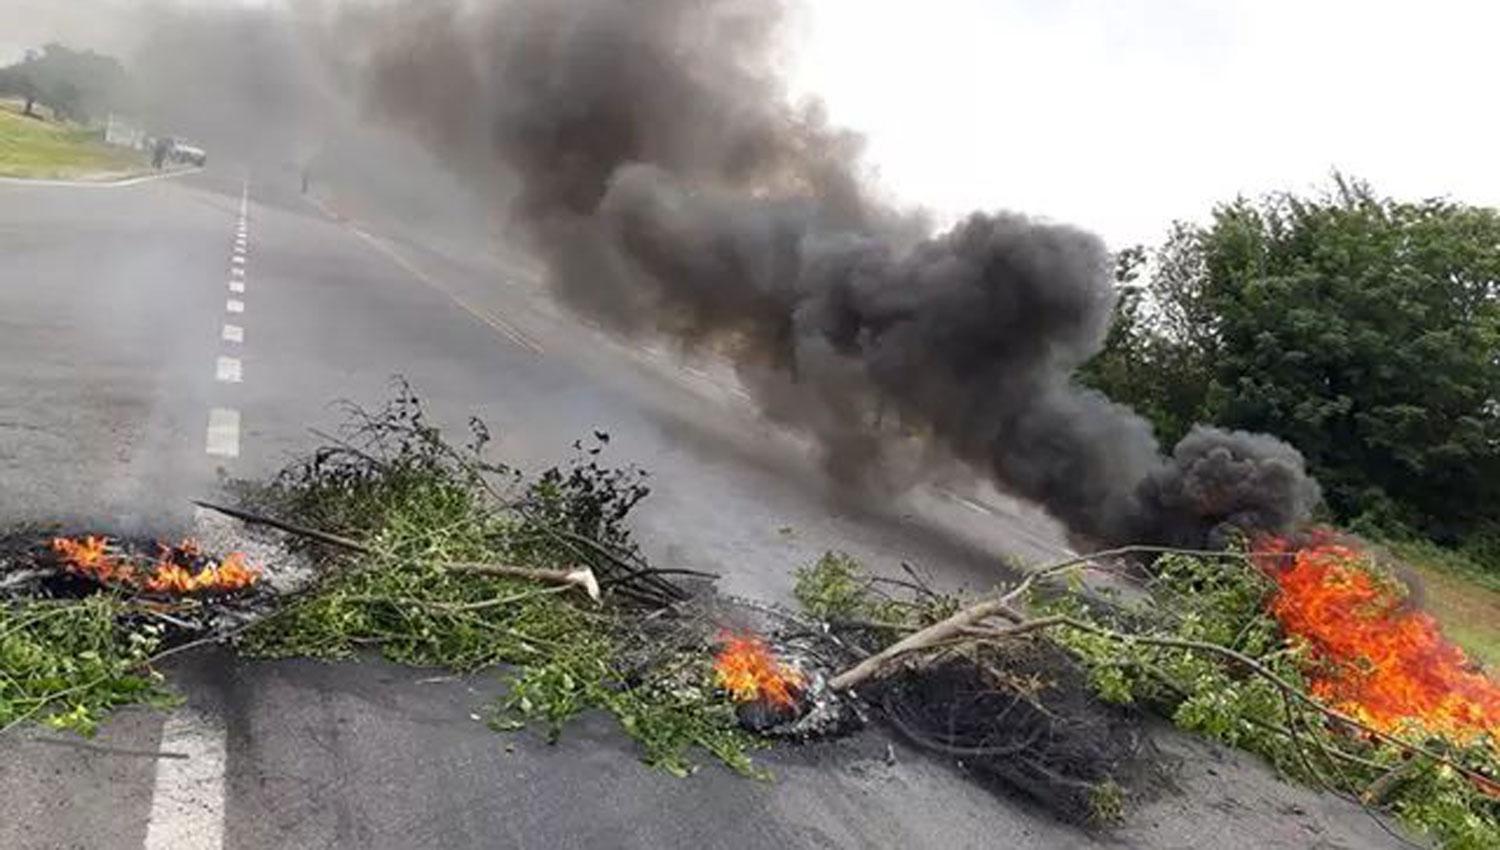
[0,100,147,180]
[1382,538,1500,669]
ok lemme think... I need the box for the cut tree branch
[438,562,600,602]
[826,544,1222,691]
[827,544,1500,797]
[192,500,369,552]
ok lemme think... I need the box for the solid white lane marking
[228,280,244,294]
[222,324,243,343]
[226,299,244,314]
[929,486,1078,560]
[0,167,203,189]
[205,408,240,458]
[954,494,991,516]
[143,709,227,850]
[214,356,242,383]
[308,198,544,355]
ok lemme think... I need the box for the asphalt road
[0,167,1408,849]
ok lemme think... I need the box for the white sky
[789,0,1500,248]
[5,0,1496,249]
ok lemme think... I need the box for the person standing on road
[151,137,169,170]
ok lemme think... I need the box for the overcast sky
[789,0,1500,248]
[4,0,1496,249]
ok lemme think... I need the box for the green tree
[0,62,41,116]
[0,44,127,124]
[1086,178,1500,545]
[1082,237,1220,446]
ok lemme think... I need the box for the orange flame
[50,536,261,596]
[713,632,805,708]
[1257,533,1500,745]
[50,535,137,586]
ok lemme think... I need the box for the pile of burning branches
[0,385,734,770]
[0,530,272,736]
[800,540,1500,844]
[4,383,1497,846]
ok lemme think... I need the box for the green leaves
[0,596,171,736]
[1048,550,1500,848]
[236,385,759,778]
[793,551,957,631]
[793,552,875,621]
[1083,177,1500,552]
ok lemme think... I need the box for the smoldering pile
[348,0,1321,551]
[0,528,281,642]
[634,576,1144,825]
[871,644,1147,824]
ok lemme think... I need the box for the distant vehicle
[171,143,207,167]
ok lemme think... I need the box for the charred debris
[0,387,1153,825]
[2,387,1493,840]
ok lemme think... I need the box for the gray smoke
[354,0,1320,547]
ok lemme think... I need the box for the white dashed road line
[142,708,228,850]
[205,407,241,458]
[214,356,242,384]
[182,178,248,849]
[207,183,248,458]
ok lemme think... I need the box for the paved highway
[0,167,1403,848]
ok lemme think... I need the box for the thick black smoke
[354,0,1320,547]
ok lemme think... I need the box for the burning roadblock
[293,0,1496,841]
[0,527,282,739]
[1,533,274,657]
[1,387,1497,845]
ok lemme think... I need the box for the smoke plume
[353,0,1320,547]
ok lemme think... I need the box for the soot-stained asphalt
[0,168,1405,849]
